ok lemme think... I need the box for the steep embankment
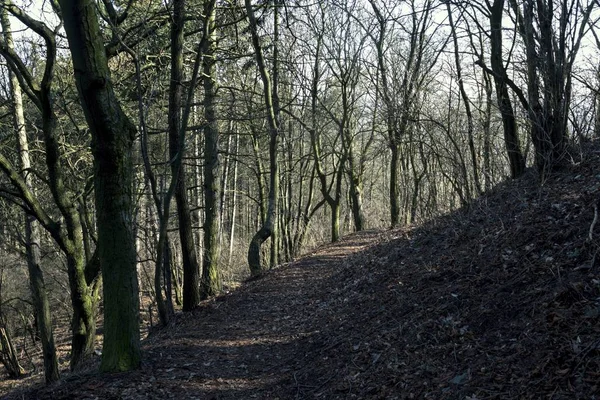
[5,145,600,399]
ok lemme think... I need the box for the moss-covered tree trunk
[66,252,96,368]
[59,0,141,372]
[0,0,99,371]
[346,137,364,232]
[1,4,60,383]
[42,95,97,369]
[201,0,222,297]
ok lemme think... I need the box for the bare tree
[0,0,101,370]
[509,0,595,176]
[245,0,281,275]
[59,0,141,372]
[367,0,446,226]
[0,3,58,382]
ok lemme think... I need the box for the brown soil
[3,146,600,399]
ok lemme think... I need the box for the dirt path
[9,230,383,399]
[8,154,600,399]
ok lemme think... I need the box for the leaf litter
[4,145,600,399]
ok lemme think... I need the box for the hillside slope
[5,146,600,399]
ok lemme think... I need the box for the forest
[0,0,599,393]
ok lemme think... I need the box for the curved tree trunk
[59,0,141,372]
[307,22,343,243]
[0,0,99,371]
[245,0,280,276]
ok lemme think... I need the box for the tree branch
[0,152,64,252]
[474,58,529,111]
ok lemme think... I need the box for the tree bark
[389,142,400,226]
[520,0,548,175]
[59,0,141,372]
[169,0,202,309]
[201,0,221,297]
[347,144,364,231]
[0,4,59,383]
[245,0,280,276]
[129,10,173,326]
[0,0,98,370]
[489,0,526,178]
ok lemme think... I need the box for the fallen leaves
[6,147,600,399]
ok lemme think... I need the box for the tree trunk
[596,89,600,138]
[154,225,174,325]
[595,69,600,138]
[67,251,97,369]
[25,216,59,382]
[482,70,494,191]
[389,141,400,226]
[1,1,98,371]
[250,126,267,225]
[348,147,364,231]
[521,0,548,176]
[172,245,183,306]
[269,0,281,270]
[169,0,202,310]
[370,0,400,227]
[0,327,24,378]
[228,134,239,265]
[135,47,173,326]
[218,132,232,249]
[1,5,60,383]
[308,25,343,243]
[446,2,481,195]
[331,201,340,242]
[245,0,280,276]
[59,0,141,372]
[489,0,526,178]
[201,0,221,297]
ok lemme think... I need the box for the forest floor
[4,144,600,399]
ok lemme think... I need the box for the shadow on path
[9,230,385,400]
